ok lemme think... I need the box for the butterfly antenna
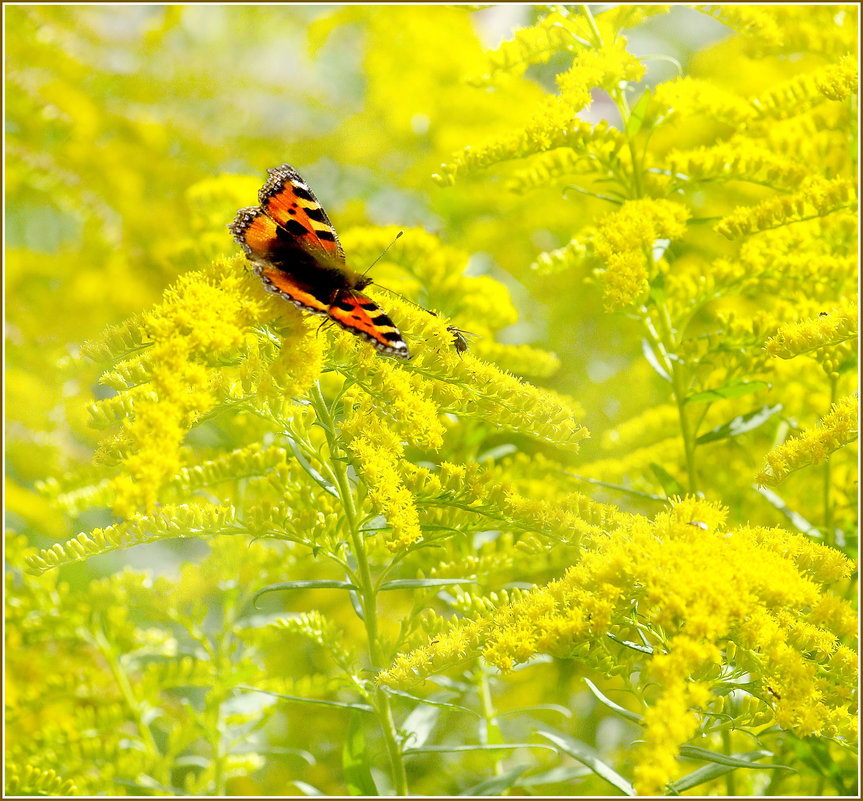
[361,230,404,282]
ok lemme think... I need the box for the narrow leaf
[642,339,671,382]
[477,444,518,461]
[687,381,770,404]
[288,781,325,796]
[383,687,480,717]
[696,404,782,444]
[606,632,654,656]
[401,704,440,749]
[239,687,374,713]
[584,678,643,723]
[287,439,339,497]
[678,746,789,770]
[753,485,819,537]
[626,88,651,136]
[648,269,667,305]
[404,743,556,755]
[650,463,685,498]
[343,711,378,796]
[378,578,478,591]
[670,749,792,794]
[517,766,591,787]
[462,764,529,796]
[538,730,636,795]
[255,579,356,605]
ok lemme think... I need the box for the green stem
[308,382,408,795]
[647,298,697,493]
[90,623,168,787]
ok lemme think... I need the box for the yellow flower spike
[594,199,690,311]
[764,296,858,359]
[716,177,858,239]
[265,316,326,400]
[700,5,857,58]
[815,55,858,101]
[654,76,756,126]
[758,393,859,485]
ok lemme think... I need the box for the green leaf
[343,711,378,796]
[626,88,651,137]
[648,269,666,305]
[606,632,654,656]
[378,578,478,591]
[696,404,782,444]
[400,703,440,749]
[383,687,481,717]
[753,485,819,537]
[650,463,685,498]
[687,381,770,404]
[670,749,793,793]
[678,745,789,769]
[255,579,357,605]
[538,730,636,795]
[641,339,671,382]
[516,765,591,788]
[462,764,529,796]
[240,686,374,713]
[287,438,339,497]
[583,678,643,723]
[404,743,556,755]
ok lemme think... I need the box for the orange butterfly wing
[328,292,410,359]
[258,164,346,265]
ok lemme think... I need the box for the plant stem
[308,382,408,795]
[90,623,169,788]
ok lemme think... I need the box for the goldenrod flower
[380,497,856,792]
[758,393,859,485]
[594,199,690,311]
[716,177,858,239]
[764,296,858,359]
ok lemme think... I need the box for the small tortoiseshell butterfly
[229,164,410,359]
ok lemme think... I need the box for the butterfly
[229,164,410,359]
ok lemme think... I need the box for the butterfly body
[230,165,410,359]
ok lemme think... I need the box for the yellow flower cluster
[667,138,808,189]
[341,390,424,552]
[478,6,664,84]
[434,115,624,186]
[764,296,858,359]
[814,55,859,101]
[258,314,326,402]
[506,148,584,196]
[702,5,858,58]
[338,226,525,351]
[735,215,858,295]
[634,649,710,795]
[529,230,596,275]
[758,393,859,485]
[379,496,857,793]
[752,59,859,120]
[99,262,268,515]
[716,177,858,239]
[479,9,584,82]
[556,38,645,110]
[653,77,756,126]
[593,198,690,310]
